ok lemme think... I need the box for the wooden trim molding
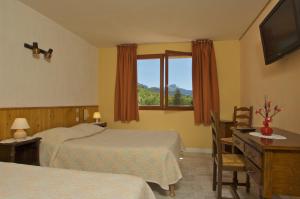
[239,0,272,40]
[165,106,194,111]
[139,106,162,110]
[0,105,97,109]
[0,105,98,140]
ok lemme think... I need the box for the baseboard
[183,147,212,154]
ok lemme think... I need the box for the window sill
[165,106,194,111]
[139,106,162,110]
[139,106,194,111]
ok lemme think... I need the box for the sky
[137,58,192,90]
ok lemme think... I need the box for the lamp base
[14,129,27,139]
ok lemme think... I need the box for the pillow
[71,123,104,134]
[34,127,71,140]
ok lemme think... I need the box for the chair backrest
[233,106,253,128]
[210,111,222,165]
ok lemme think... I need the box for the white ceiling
[19,0,269,47]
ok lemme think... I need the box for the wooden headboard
[0,105,98,140]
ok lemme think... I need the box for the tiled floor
[149,153,299,199]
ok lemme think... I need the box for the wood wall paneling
[0,106,98,140]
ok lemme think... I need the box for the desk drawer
[246,159,262,185]
[245,144,262,168]
[233,136,244,152]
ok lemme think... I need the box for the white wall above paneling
[0,0,98,107]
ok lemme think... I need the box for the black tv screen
[260,0,300,65]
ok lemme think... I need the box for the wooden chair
[233,106,253,128]
[221,106,253,149]
[211,111,250,199]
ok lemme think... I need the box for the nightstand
[94,122,107,127]
[0,137,41,166]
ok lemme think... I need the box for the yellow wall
[240,0,300,133]
[99,41,240,148]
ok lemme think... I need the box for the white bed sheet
[0,162,155,199]
[36,125,183,190]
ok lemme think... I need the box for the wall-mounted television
[260,0,300,65]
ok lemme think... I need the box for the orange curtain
[114,44,139,122]
[192,40,220,125]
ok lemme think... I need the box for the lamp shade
[93,112,101,119]
[11,118,30,130]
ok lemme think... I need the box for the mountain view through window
[137,58,161,106]
[137,55,193,108]
[167,57,193,106]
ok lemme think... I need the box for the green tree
[138,85,160,105]
[173,88,182,105]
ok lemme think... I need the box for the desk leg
[232,145,238,190]
[262,152,273,199]
[258,190,272,199]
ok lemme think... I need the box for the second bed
[35,123,183,195]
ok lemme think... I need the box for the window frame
[137,54,164,110]
[137,52,194,111]
[165,50,193,110]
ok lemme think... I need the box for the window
[137,51,193,110]
[137,54,164,109]
[166,55,193,108]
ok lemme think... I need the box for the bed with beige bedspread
[0,162,155,199]
[35,124,183,190]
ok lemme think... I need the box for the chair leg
[233,171,238,190]
[229,185,241,199]
[217,167,222,199]
[213,160,217,191]
[231,145,238,191]
[246,173,250,193]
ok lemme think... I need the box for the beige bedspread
[0,162,155,199]
[36,125,183,190]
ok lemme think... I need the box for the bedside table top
[0,137,41,145]
[94,122,107,127]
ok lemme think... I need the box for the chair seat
[221,137,233,145]
[222,154,245,170]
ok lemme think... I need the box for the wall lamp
[24,42,53,60]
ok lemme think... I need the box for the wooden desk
[233,128,300,199]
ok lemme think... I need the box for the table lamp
[11,118,30,139]
[93,112,101,123]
